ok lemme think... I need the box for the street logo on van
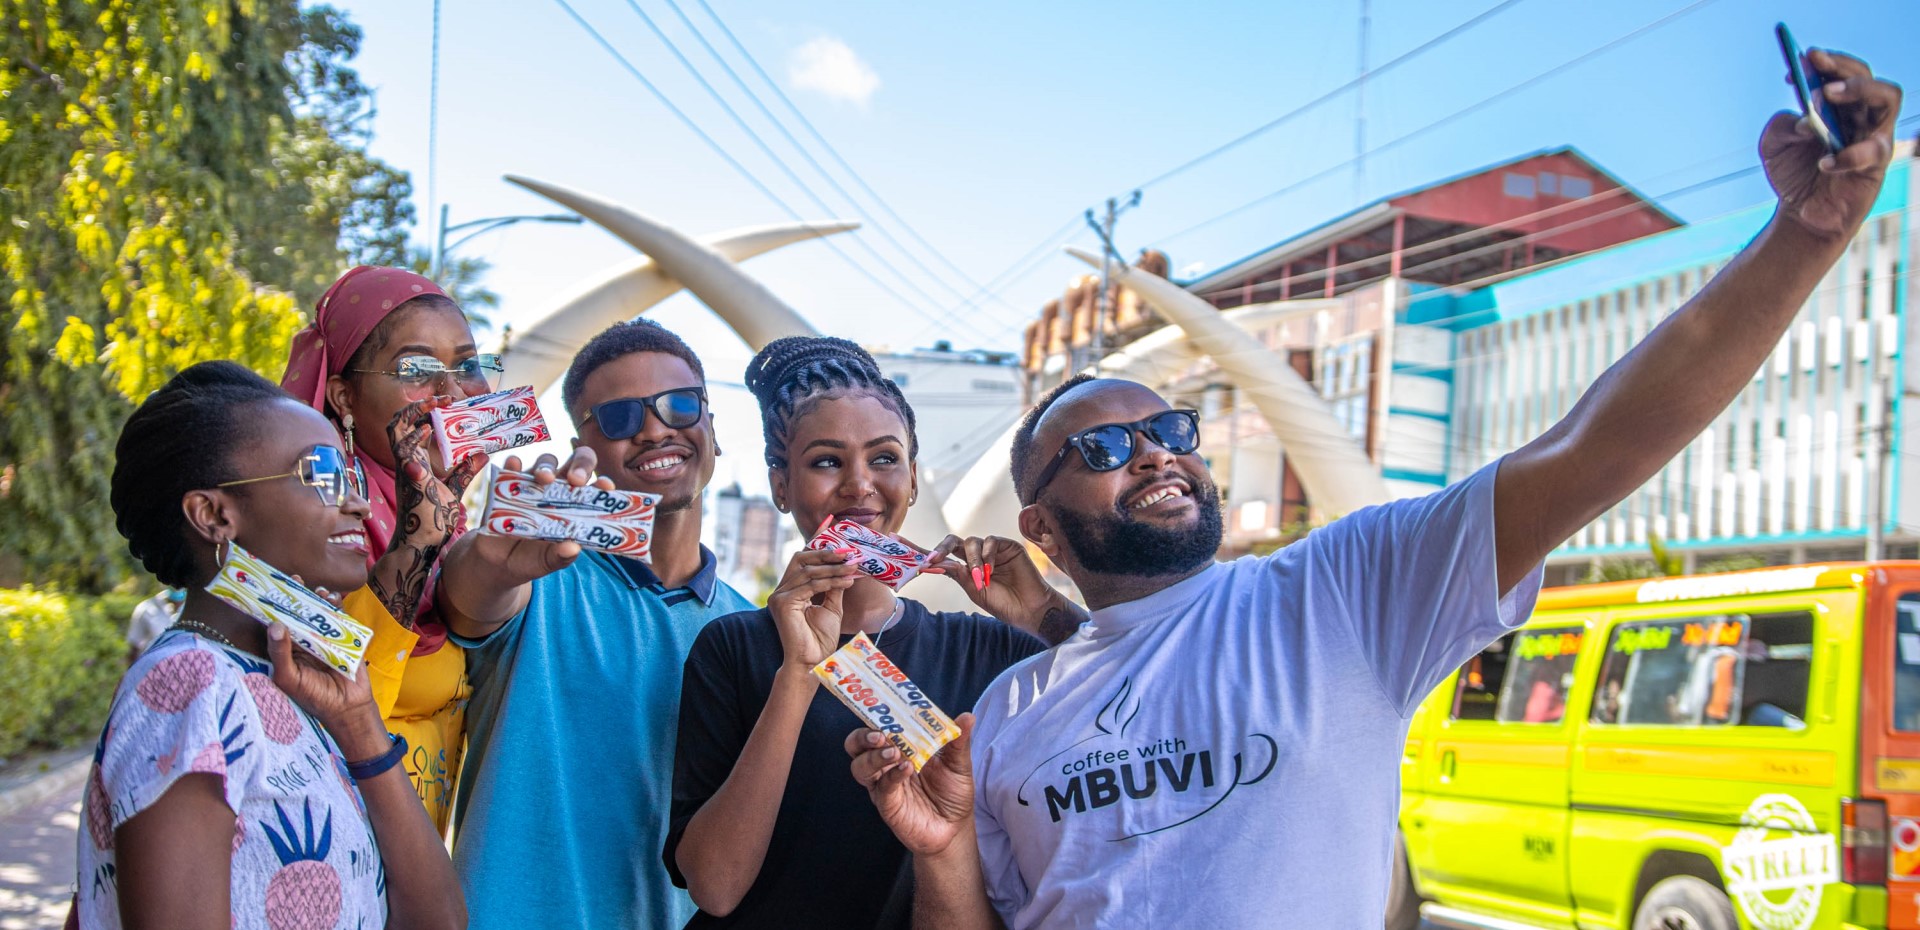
[1720,794,1839,930]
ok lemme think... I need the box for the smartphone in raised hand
[1775,22,1847,155]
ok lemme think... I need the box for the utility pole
[1084,190,1142,370]
[432,203,451,281]
[1867,375,1897,560]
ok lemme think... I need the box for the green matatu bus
[1391,563,1920,930]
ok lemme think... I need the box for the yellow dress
[343,588,470,836]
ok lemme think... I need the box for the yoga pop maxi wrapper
[205,542,373,677]
[805,518,928,590]
[812,633,959,772]
[429,385,551,465]
[482,469,659,559]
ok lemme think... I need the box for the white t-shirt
[970,463,1543,928]
[76,629,387,930]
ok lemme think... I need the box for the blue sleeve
[1299,459,1544,716]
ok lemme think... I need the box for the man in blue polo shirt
[441,320,753,930]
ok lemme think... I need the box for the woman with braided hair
[664,335,1083,929]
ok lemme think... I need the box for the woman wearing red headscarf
[281,265,493,833]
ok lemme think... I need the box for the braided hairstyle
[110,361,291,587]
[743,336,918,469]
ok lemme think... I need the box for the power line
[1151,0,1726,248]
[1126,0,1534,195]
[645,0,976,308]
[923,215,1092,347]
[611,0,960,316]
[548,0,957,334]
[677,0,1022,317]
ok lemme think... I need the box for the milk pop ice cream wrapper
[206,542,372,676]
[805,518,928,590]
[429,385,551,465]
[482,469,659,559]
[812,633,958,771]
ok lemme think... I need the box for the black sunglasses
[582,387,707,440]
[215,444,367,508]
[1027,409,1201,504]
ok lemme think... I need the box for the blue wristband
[346,733,408,782]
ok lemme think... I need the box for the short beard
[1048,482,1224,578]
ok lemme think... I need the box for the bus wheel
[1631,876,1736,930]
[1385,833,1422,930]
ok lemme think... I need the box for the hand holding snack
[845,713,977,857]
[768,547,861,670]
[484,467,659,558]
[386,395,485,553]
[924,534,1081,641]
[806,518,929,590]
[814,633,960,771]
[266,620,381,751]
[449,448,613,588]
[429,385,552,466]
[207,543,372,676]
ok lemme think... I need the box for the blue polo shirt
[453,547,752,930]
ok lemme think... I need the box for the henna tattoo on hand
[376,399,468,627]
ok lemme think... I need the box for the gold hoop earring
[342,413,357,457]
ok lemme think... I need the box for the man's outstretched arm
[1495,48,1902,593]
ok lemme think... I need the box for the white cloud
[787,36,880,108]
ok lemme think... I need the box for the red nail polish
[983,563,994,589]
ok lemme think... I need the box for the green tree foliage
[0,587,137,761]
[1581,533,1771,584]
[0,1,421,591]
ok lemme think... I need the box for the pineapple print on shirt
[74,631,385,930]
[261,799,342,930]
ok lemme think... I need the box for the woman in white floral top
[73,361,466,930]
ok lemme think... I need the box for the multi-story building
[1019,144,1920,584]
[712,483,789,599]
[870,342,1026,502]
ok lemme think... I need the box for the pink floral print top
[76,629,387,930]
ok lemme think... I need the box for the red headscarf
[282,266,461,654]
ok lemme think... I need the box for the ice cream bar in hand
[806,518,928,590]
[812,633,959,771]
[482,469,659,559]
[429,385,551,465]
[206,542,372,677]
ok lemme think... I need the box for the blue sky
[329,0,1919,494]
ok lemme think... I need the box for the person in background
[125,588,185,661]
[281,265,492,831]
[76,360,463,930]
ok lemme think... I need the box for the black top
[665,599,1046,929]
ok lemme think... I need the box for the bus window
[1894,595,1920,731]
[1590,612,1812,728]
[1740,612,1812,728]
[1452,635,1511,722]
[1495,627,1584,723]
